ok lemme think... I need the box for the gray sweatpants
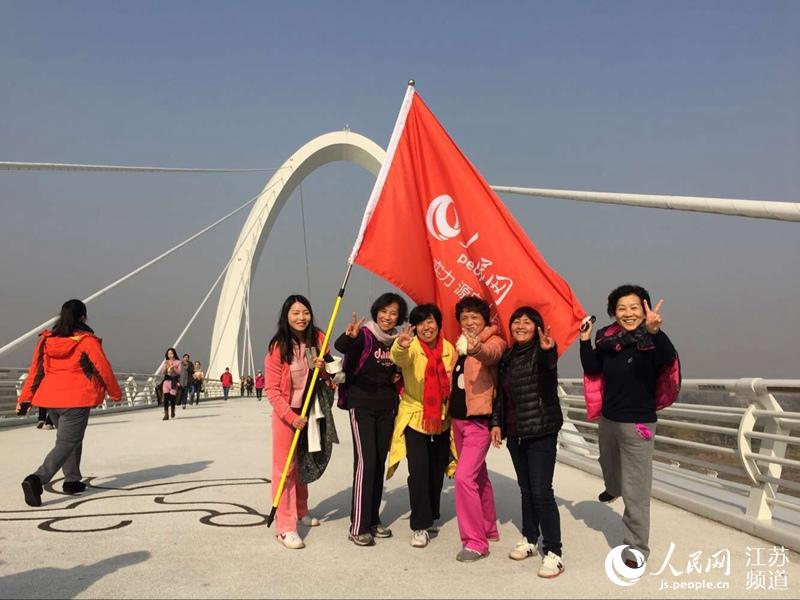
[598,416,656,560]
[34,407,91,484]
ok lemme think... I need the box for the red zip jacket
[19,330,122,408]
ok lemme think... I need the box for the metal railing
[557,377,800,526]
[0,368,229,422]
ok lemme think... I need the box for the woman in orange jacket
[16,299,122,507]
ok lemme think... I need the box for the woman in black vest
[490,306,564,579]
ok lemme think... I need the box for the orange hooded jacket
[18,330,122,409]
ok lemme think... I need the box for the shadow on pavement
[92,461,214,489]
[0,551,150,599]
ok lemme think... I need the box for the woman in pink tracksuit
[265,294,326,549]
[449,296,506,562]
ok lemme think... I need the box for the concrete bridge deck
[1,398,797,599]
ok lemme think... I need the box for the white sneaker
[276,531,305,549]
[538,551,564,578]
[410,529,429,548]
[300,516,320,527]
[509,537,536,561]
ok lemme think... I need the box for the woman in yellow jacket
[387,304,456,549]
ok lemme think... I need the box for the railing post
[735,378,788,520]
[145,377,154,405]
[124,376,136,406]
[15,373,26,398]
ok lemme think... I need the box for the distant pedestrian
[254,371,265,401]
[580,284,679,567]
[36,407,54,430]
[240,378,245,397]
[160,348,181,420]
[179,354,194,409]
[17,299,122,506]
[192,361,204,405]
[245,375,254,397]
[220,368,233,401]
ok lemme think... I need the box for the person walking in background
[491,306,564,578]
[254,370,265,401]
[265,294,326,549]
[245,375,254,397]
[240,378,245,398]
[160,348,181,420]
[388,304,455,549]
[36,407,54,430]
[449,296,506,563]
[192,361,204,405]
[580,284,679,567]
[335,292,407,547]
[16,299,122,507]
[220,367,233,401]
[178,353,194,409]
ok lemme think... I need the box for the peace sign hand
[644,299,664,334]
[397,325,414,349]
[345,312,366,338]
[539,325,555,350]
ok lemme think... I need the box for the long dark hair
[268,294,319,364]
[164,347,178,361]
[51,299,90,337]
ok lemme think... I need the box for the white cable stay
[154,179,283,375]
[0,193,262,361]
[491,186,800,223]
[0,161,284,173]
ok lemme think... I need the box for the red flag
[350,87,585,353]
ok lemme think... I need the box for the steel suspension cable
[1,192,262,360]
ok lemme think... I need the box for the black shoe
[163,414,169,420]
[63,480,87,495]
[22,474,43,507]
[36,421,44,429]
[598,490,618,503]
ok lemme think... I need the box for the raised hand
[345,312,365,338]
[397,325,414,349]
[579,316,594,341]
[644,299,664,334]
[465,333,479,353]
[539,325,555,350]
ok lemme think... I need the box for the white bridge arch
[207,131,385,381]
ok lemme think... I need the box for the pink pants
[453,418,498,554]
[272,413,309,534]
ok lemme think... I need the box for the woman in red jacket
[16,299,122,507]
[265,294,326,549]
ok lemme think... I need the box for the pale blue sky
[1,1,798,376]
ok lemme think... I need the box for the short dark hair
[370,292,408,325]
[607,284,651,317]
[508,306,544,336]
[409,303,442,329]
[183,354,190,359]
[455,295,490,324]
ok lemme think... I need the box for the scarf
[365,320,400,346]
[419,336,450,433]
[595,323,655,354]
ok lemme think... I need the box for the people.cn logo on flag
[425,195,461,241]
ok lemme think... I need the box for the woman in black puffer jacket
[490,306,564,579]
